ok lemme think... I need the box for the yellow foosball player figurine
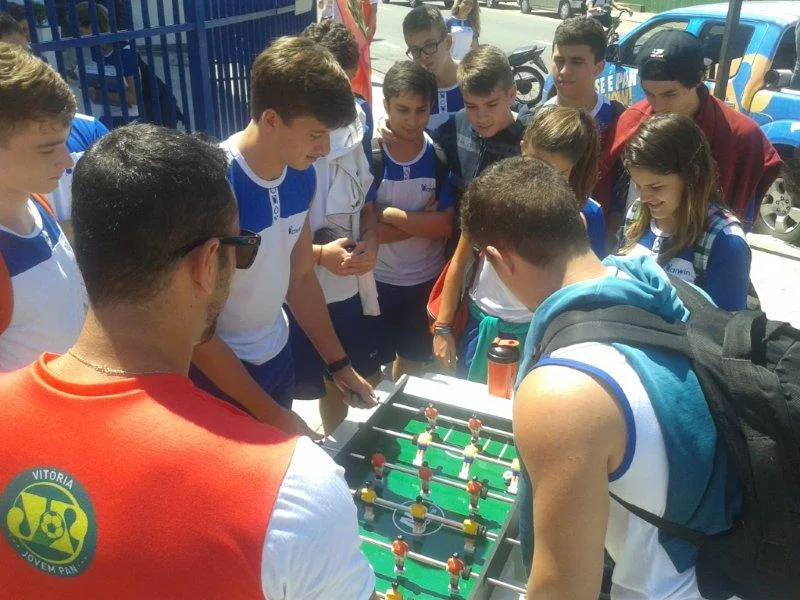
[410,495,427,537]
[360,481,377,523]
[463,516,479,556]
[459,440,479,480]
[385,580,404,600]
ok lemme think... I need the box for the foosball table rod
[391,402,514,440]
[350,488,499,541]
[359,535,479,578]
[486,577,528,595]
[371,426,514,468]
[349,452,514,504]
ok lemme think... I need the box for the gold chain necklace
[67,349,172,378]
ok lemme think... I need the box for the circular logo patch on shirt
[1,467,96,577]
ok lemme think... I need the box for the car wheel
[443,0,454,7]
[558,0,572,19]
[757,168,800,244]
[409,0,421,6]
[519,0,531,13]
[488,0,499,7]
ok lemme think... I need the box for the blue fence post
[184,0,215,136]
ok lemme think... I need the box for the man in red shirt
[0,124,377,599]
[597,30,782,233]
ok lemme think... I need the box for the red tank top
[0,354,296,599]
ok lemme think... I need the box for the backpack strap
[609,492,707,547]
[431,139,449,206]
[692,204,741,286]
[610,99,627,121]
[31,193,56,219]
[371,138,385,190]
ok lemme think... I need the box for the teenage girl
[618,113,751,311]
[447,0,480,61]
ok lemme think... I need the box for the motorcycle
[508,44,547,108]
[587,6,633,44]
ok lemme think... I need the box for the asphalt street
[370,0,563,78]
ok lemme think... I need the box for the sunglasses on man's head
[177,229,261,270]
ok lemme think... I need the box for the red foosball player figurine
[424,403,439,429]
[385,580,404,600]
[509,457,520,495]
[413,427,434,467]
[468,415,482,439]
[418,461,433,495]
[371,449,387,488]
[392,534,410,572]
[446,552,465,593]
[466,476,483,510]
[410,495,427,537]
[360,481,377,523]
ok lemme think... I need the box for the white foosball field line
[371,426,514,468]
[391,401,515,440]
[350,452,514,504]
[362,536,528,596]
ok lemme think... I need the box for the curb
[747,233,800,261]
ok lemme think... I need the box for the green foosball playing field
[327,374,526,600]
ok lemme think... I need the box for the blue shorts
[288,294,380,400]
[189,342,295,410]
[375,278,436,364]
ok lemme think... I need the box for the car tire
[520,0,531,13]
[409,0,421,6]
[757,160,800,244]
[444,0,454,7]
[488,0,500,8]
[513,65,544,107]
[558,0,572,19]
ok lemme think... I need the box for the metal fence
[2,0,316,139]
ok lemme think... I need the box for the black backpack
[531,276,800,600]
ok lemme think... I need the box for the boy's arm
[378,222,413,244]
[191,335,318,437]
[378,205,454,239]
[515,366,627,599]
[287,216,377,408]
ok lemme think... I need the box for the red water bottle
[486,338,520,399]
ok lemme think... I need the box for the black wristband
[325,355,351,376]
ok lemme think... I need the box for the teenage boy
[430,45,533,378]
[597,29,782,230]
[374,60,455,380]
[403,6,463,130]
[546,17,623,142]
[0,43,85,372]
[191,37,376,420]
[293,21,381,435]
[461,156,741,598]
[0,123,378,599]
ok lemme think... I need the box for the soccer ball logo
[40,511,65,540]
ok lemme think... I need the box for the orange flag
[335,0,373,104]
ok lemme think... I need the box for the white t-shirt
[261,437,375,599]
[447,18,474,61]
[374,135,455,286]
[469,257,532,323]
[0,200,86,371]
[217,136,316,365]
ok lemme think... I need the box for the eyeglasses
[177,229,261,270]
[406,37,446,60]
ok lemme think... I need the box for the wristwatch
[325,355,351,377]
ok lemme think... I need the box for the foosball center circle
[392,499,444,537]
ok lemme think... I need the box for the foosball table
[322,374,527,600]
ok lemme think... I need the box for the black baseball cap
[636,29,704,86]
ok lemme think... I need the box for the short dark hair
[457,45,514,96]
[0,11,23,39]
[250,36,355,129]
[461,156,589,266]
[553,17,607,63]
[402,6,448,38]
[72,124,236,306]
[383,60,437,105]
[301,21,359,73]
[75,1,110,32]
